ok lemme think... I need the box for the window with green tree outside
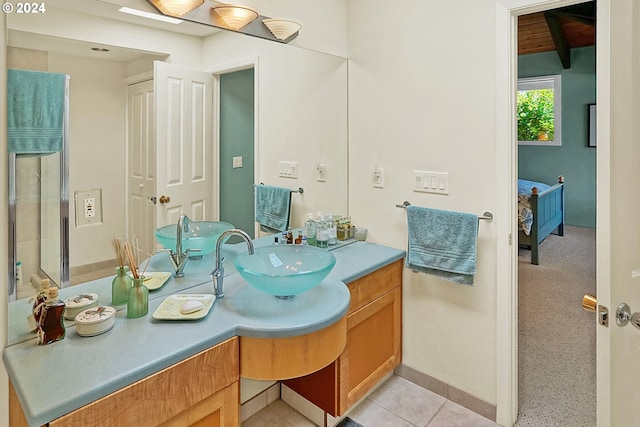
[517,75,562,146]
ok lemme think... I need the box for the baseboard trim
[394,364,497,422]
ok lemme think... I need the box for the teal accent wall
[219,69,255,240]
[518,46,596,228]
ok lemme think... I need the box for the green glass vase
[111,267,133,305]
[126,277,149,319]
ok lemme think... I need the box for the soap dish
[152,294,216,321]
[64,293,99,320]
[75,306,117,337]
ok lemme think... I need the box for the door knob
[582,294,597,312]
[583,294,609,327]
[159,195,171,204]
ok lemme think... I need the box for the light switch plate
[233,156,243,168]
[413,171,448,194]
[279,161,298,178]
[316,163,327,182]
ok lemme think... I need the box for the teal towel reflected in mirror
[255,184,292,232]
[406,205,479,285]
[7,69,67,155]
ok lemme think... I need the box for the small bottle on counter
[295,231,302,244]
[112,266,133,306]
[127,277,149,319]
[304,213,317,246]
[316,216,329,249]
[281,230,288,244]
[326,214,337,246]
[37,287,66,345]
[286,227,294,244]
[274,236,279,245]
[29,278,51,331]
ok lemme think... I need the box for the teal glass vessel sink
[155,221,234,256]
[234,245,336,298]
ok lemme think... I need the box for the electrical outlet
[84,197,96,218]
[316,163,327,182]
[75,189,103,227]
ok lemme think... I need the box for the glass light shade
[263,19,302,41]
[149,0,204,17]
[211,5,259,30]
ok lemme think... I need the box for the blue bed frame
[519,176,565,265]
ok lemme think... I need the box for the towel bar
[395,201,493,221]
[254,183,303,194]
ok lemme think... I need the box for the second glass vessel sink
[155,221,234,256]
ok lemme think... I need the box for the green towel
[7,69,67,155]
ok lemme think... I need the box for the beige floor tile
[427,401,500,427]
[348,399,414,427]
[242,406,291,427]
[268,400,316,427]
[367,376,446,426]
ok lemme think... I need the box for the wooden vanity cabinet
[284,259,403,416]
[10,337,240,427]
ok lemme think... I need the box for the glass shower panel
[40,152,62,286]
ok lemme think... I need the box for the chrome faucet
[168,214,200,277]
[211,229,254,299]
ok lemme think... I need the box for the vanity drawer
[347,258,403,314]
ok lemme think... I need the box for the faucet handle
[185,248,201,255]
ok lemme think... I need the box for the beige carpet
[515,226,596,426]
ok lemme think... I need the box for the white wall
[202,32,349,228]
[234,0,348,58]
[347,0,499,405]
[47,53,128,267]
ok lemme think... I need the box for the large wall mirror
[6,0,348,310]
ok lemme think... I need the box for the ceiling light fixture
[262,19,302,41]
[211,4,259,30]
[118,6,183,24]
[147,0,204,17]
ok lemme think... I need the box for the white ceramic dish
[75,306,116,337]
[64,293,99,320]
[139,272,172,291]
[152,294,216,320]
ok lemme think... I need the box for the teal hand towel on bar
[255,184,292,232]
[406,205,479,285]
[7,69,66,155]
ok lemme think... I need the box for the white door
[154,61,215,229]
[127,79,156,260]
[596,0,640,424]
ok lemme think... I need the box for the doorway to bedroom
[515,3,596,426]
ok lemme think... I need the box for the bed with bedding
[518,176,565,265]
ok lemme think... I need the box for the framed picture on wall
[589,104,597,147]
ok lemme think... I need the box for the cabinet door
[49,337,239,427]
[157,382,239,427]
[339,287,402,413]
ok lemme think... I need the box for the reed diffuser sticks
[112,238,127,269]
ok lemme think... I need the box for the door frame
[206,56,260,236]
[495,0,603,425]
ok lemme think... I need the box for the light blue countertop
[3,238,404,427]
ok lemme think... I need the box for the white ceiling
[7,0,221,62]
